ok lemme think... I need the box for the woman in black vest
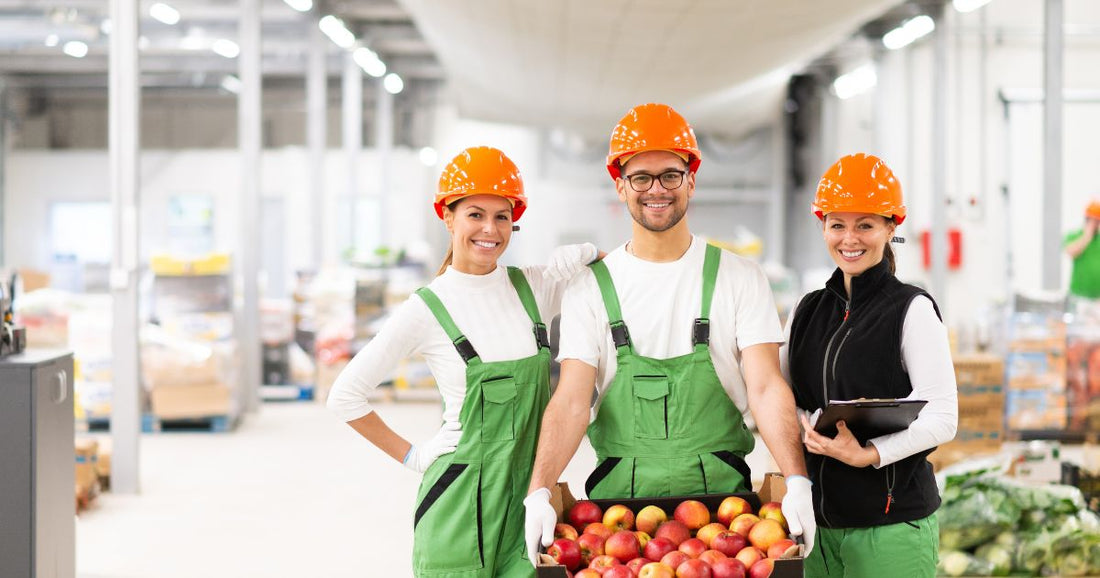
[781,153,958,578]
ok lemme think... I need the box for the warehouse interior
[3,0,1100,576]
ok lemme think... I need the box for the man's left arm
[741,342,805,477]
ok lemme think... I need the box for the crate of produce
[536,475,803,577]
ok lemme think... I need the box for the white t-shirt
[326,265,565,425]
[557,236,784,429]
[779,294,959,468]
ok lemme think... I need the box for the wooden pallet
[142,413,237,433]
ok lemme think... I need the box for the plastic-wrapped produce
[938,550,994,577]
[974,542,1012,576]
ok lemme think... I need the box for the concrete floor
[76,400,778,578]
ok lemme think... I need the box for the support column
[342,53,362,257]
[108,0,141,494]
[1043,0,1064,290]
[238,0,262,413]
[0,78,7,265]
[375,81,393,249]
[931,6,949,314]
[768,116,785,263]
[307,16,327,266]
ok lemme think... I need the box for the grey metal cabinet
[0,350,75,578]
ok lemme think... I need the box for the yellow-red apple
[756,502,787,532]
[585,522,614,541]
[716,496,754,527]
[678,537,707,559]
[638,562,677,578]
[711,558,747,578]
[729,514,761,537]
[603,565,633,578]
[699,549,728,566]
[748,558,774,578]
[575,570,603,578]
[673,500,711,531]
[711,531,748,557]
[643,537,677,562]
[696,523,727,547]
[626,557,649,576]
[747,519,786,552]
[576,533,605,565]
[676,558,715,578]
[604,530,641,563]
[765,539,799,559]
[556,523,580,541]
[734,546,764,569]
[654,520,691,546]
[603,504,636,531]
[660,550,690,569]
[636,505,668,535]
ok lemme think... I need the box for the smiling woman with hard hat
[780,153,958,578]
[327,146,599,577]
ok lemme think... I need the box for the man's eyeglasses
[623,170,687,193]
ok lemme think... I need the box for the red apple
[556,523,580,541]
[710,558,747,578]
[638,562,677,578]
[571,501,605,529]
[549,538,583,571]
[605,530,641,563]
[626,557,649,576]
[747,519,786,552]
[585,522,614,541]
[756,502,787,532]
[696,523,727,547]
[748,558,774,578]
[636,505,668,535]
[716,496,754,527]
[643,537,677,562]
[577,533,606,565]
[699,549,728,566]
[604,504,636,531]
[673,500,711,531]
[676,559,714,578]
[734,547,764,569]
[729,514,761,537]
[711,532,748,557]
[603,566,633,578]
[589,554,622,572]
[765,539,799,559]
[678,538,707,559]
[659,550,690,569]
[654,520,691,546]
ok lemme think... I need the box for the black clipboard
[813,399,927,439]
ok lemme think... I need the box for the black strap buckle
[534,323,550,350]
[610,321,631,348]
[693,318,710,345]
[452,336,478,363]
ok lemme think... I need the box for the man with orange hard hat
[1065,201,1100,300]
[522,103,816,565]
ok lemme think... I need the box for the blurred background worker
[1064,201,1100,308]
[327,146,598,577]
[782,153,958,578]
[523,103,816,564]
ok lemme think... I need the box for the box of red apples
[536,473,803,578]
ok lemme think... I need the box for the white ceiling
[398,0,907,138]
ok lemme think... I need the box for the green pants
[804,515,939,578]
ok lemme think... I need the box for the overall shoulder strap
[506,267,550,350]
[694,243,721,347]
[414,287,480,364]
[589,261,633,353]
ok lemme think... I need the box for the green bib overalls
[584,244,756,499]
[411,268,551,577]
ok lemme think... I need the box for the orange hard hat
[1086,201,1100,220]
[434,146,527,221]
[606,103,702,181]
[812,153,907,225]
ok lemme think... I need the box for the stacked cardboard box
[931,353,1006,470]
[75,438,100,510]
[1066,324,1100,433]
[1004,313,1067,432]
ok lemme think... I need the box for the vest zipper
[817,293,849,529]
[885,463,896,515]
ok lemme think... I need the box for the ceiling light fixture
[952,0,992,13]
[383,73,403,95]
[832,65,877,100]
[62,40,89,58]
[150,3,181,25]
[282,0,313,12]
[212,38,240,58]
[353,47,386,78]
[419,147,438,167]
[221,75,242,94]
[45,34,59,47]
[882,15,935,50]
[100,18,112,35]
[319,15,355,49]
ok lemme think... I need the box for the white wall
[829,0,1100,328]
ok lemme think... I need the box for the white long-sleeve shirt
[326,265,565,425]
[779,294,958,468]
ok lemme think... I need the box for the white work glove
[782,474,817,555]
[523,487,557,566]
[543,243,598,282]
[402,421,462,474]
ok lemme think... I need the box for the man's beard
[629,197,687,232]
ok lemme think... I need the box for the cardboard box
[75,438,100,500]
[953,353,1005,386]
[536,476,803,577]
[1005,351,1066,388]
[1006,389,1067,431]
[957,384,1005,431]
[150,383,232,419]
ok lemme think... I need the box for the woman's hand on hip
[799,414,880,468]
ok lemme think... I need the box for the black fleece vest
[788,259,942,528]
